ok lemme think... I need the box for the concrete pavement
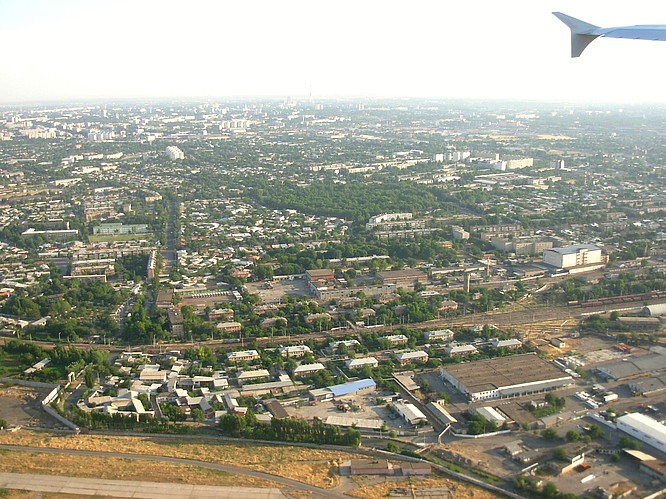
[0,472,287,498]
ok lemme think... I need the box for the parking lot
[549,452,656,497]
[284,391,410,432]
[246,278,310,304]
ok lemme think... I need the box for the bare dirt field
[0,384,55,429]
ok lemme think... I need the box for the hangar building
[440,353,573,402]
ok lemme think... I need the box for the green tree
[587,424,604,439]
[84,366,96,388]
[553,447,568,461]
[542,482,559,499]
[619,436,642,450]
[386,441,400,452]
[541,428,559,440]
[566,430,580,442]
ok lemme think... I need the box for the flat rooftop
[442,354,569,394]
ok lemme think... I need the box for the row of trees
[219,411,361,447]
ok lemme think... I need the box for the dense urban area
[1,99,666,498]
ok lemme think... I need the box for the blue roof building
[309,378,377,401]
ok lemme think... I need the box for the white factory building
[543,244,603,269]
[616,413,666,455]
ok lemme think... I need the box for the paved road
[0,444,343,498]
[0,472,287,498]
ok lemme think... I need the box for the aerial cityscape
[2,2,666,499]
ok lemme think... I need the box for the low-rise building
[217,321,242,334]
[382,334,408,346]
[440,353,574,402]
[308,378,376,401]
[292,363,326,377]
[345,357,379,370]
[490,338,522,349]
[396,351,429,366]
[226,350,260,363]
[443,344,478,356]
[424,329,454,342]
[378,269,428,287]
[350,459,392,475]
[329,339,361,351]
[392,399,427,426]
[237,369,271,385]
[279,345,312,358]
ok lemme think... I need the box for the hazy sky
[2,1,666,104]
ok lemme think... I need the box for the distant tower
[463,272,471,294]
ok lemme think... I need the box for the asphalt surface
[0,444,343,498]
[0,472,287,498]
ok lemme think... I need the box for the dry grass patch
[0,491,96,499]
[348,475,498,499]
[0,449,280,488]
[0,430,363,488]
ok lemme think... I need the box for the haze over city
[2,0,666,104]
[2,2,666,499]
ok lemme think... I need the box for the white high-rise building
[165,146,184,160]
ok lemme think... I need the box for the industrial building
[377,269,428,286]
[426,401,457,426]
[392,399,428,426]
[595,349,666,381]
[642,303,666,317]
[440,353,573,402]
[617,413,666,455]
[543,244,603,269]
[308,378,376,402]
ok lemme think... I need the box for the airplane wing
[553,12,666,57]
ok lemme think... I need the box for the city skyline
[2,1,666,105]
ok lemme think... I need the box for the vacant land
[0,430,361,489]
[348,475,497,499]
[0,449,279,488]
[0,431,506,498]
[0,491,87,499]
[0,385,53,428]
